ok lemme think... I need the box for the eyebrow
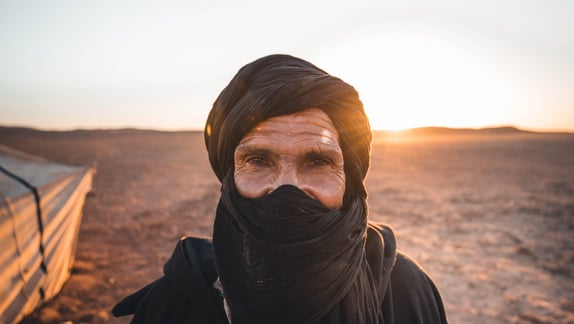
[304,149,340,161]
[235,145,273,157]
[235,144,342,161]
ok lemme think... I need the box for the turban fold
[205,54,382,323]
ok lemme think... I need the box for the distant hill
[371,126,574,142]
[377,126,534,137]
[0,125,571,138]
[0,126,199,138]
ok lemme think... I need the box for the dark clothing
[112,223,447,323]
[214,183,382,323]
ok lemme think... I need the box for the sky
[0,0,573,132]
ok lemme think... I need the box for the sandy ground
[0,128,573,324]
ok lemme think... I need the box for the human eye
[311,157,331,167]
[246,155,269,167]
[306,151,334,168]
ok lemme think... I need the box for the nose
[273,163,299,190]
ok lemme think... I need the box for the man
[113,54,448,323]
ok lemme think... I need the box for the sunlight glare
[318,23,518,131]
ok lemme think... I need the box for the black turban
[205,54,382,323]
[204,54,372,205]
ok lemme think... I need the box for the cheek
[306,171,345,209]
[234,169,271,199]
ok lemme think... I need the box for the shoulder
[390,252,443,303]
[368,222,448,323]
[387,252,448,323]
[112,237,227,323]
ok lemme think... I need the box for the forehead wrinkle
[238,109,342,154]
[234,145,272,156]
[248,119,338,140]
[239,128,340,150]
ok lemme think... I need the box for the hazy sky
[1,0,573,131]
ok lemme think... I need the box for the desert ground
[0,127,573,323]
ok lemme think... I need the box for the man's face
[234,108,345,209]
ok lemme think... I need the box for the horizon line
[1,123,574,135]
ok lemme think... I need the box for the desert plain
[0,127,573,324]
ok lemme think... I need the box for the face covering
[213,173,383,324]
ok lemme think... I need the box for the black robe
[112,223,448,323]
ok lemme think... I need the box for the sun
[316,22,518,131]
